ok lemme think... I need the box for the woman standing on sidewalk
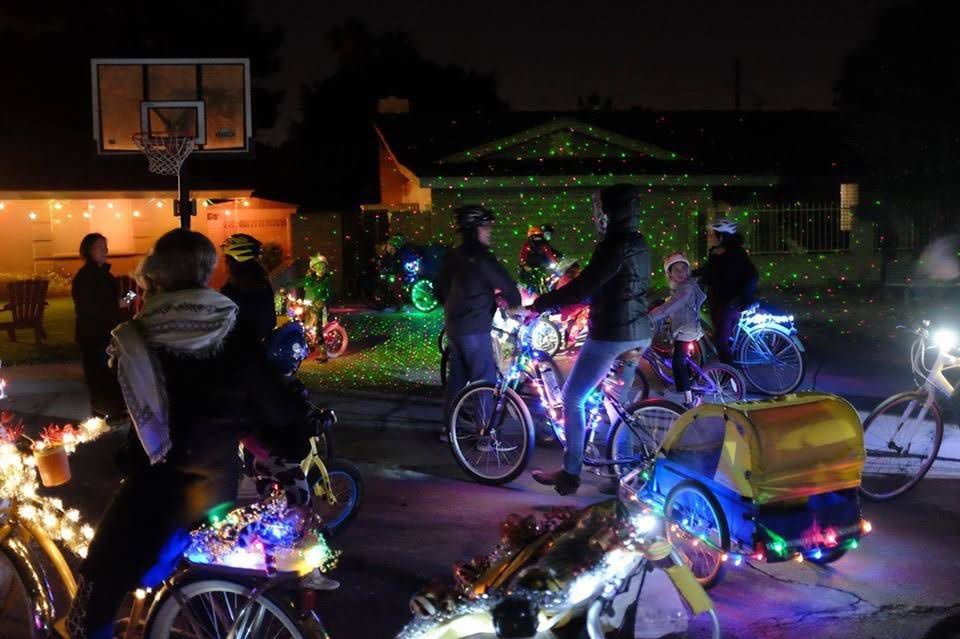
[71,233,128,419]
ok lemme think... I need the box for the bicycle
[699,302,806,395]
[447,313,685,485]
[641,332,747,405]
[860,322,956,501]
[0,437,331,638]
[281,294,349,359]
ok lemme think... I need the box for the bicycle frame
[485,324,655,469]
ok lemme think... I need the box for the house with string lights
[0,155,297,288]
[369,108,880,288]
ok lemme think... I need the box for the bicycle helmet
[455,205,496,231]
[221,234,263,263]
[526,225,543,238]
[265,322,309,375]
[663,252,691,276]
[707,218,738,235]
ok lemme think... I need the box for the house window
[840,183,858,232]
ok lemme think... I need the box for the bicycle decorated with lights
[700,302,806,395]
[280,292,349,359]
[447,313,685,485]
[640,393,871,589]
[0,369,336,638]
[642,323,747,405]
[859,322,960,501]
[398,470,720,639]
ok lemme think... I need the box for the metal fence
[745,204,850,254]
[872,221,921,252]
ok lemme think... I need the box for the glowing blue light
[811,548,823,560]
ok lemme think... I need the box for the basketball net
[132,133,196,177]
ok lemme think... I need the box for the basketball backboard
[91,58,252,154]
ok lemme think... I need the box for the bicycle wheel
[605,398,685,471]
[448,382,534,485]
[692,363,746,404]
[437,327,448,354]
[410,279,438,312]
[737,327,805,395]
[323,324,349,359]
[860,391,944,501]
[147,579,308,639]
[664,481,729,590]
[311,457,363,535]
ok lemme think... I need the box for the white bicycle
[860,322,957,501]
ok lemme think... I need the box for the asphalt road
[3,307,960,638]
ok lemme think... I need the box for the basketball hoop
[132,133,196,177]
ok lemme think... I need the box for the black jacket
[71,262,121,345]
[221,281,276,347]
[118,330,304,477]
[697,241,759,309]
[435,241,522,337]
[533,221,651,342]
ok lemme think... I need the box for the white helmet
[708,218,738,235]
[663,252,690,277]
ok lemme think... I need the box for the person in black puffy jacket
[695,219,759,365]
[530,184,652,496]
[435,205,521,438]
[219,234,276,349]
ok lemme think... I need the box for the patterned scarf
[111,288,238,464]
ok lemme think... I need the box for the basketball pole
[175,164,195,230]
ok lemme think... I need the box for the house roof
[375,110,845,181]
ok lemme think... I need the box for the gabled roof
[375,110,845,181]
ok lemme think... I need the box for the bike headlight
[933,328,959,352]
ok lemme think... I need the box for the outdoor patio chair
[0,279,50,345]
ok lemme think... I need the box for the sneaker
[531,468,581,495]
[300,568,340,591]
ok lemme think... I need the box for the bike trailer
[644,393,871,563]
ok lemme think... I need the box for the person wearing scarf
[67,229,298,639]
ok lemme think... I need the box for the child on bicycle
[649,252,706,408]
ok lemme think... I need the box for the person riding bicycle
[220,233,276,348]
[529,184,652,496]
[649,252,707,408]
[68,229,306,639]
[435,205,522,441]
[695,219,758,365]
[519,224,564,294]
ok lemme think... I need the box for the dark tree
[0,1,283,180]
[836,0,960,243]
[277,20,509,207]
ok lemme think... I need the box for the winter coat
[697,241,759,310]
[221,280,277,347]
[649,279,707,342]
[435,241,522,337]
[72,262,121,345]
[532,207,651,342]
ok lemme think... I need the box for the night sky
[252,0,896,139]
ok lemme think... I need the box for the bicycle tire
[693,363,746,404]
[311,457,364,535]
[146,579,309,639]
[437,327,448,354]
[664,480,730,590]
[0,542,57,639]
[860,390,944,501]
[323,324,349,359]
[737,327,806,395]
[439,347,450,388]
[448,381,534,485]
[605,398,685,471]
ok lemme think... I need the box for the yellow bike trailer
[642,393,872,586]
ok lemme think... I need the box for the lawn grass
[0,297,79,365]
[298,308,444,395]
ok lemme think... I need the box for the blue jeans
[444,331,498,426]
[562,337,651,475]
